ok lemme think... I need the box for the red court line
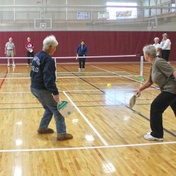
[0,70,8,89]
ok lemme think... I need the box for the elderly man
[30,35,73,141]
[5,37,16,67]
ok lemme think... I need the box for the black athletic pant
[150,91,176,138]
[161,50,170,61]
[27,51,34,64]
[78,55,86,69]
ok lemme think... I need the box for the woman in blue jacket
[76,40,88,71]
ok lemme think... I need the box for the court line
[63,91,109,146]
[91,65,144,84]
[0,77,30,80]
[0,75,122,80]
[0,141,176,153]
[0,69,8,89]
[0,102,38,104]
[0,88,137,94]
[0,91,31,94]
[56,71,126,74]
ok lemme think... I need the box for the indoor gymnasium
[0,0,176,176]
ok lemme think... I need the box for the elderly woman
[76,40,88,72]
[160,33,171,61]
[30,35,73,141]
[136,45,176,141]
[153,37,161,57]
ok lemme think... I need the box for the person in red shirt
[25,37,34,66]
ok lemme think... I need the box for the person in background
[136,45,176,141]
[76,40,88,72]
[25,37,34,66]
[160,33,171,61]
[5,37,16,67]
[153,37,161,57]
[30,35,73,141]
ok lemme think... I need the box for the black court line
[0,104,124,110]
[60,66,176,138]
[0,102,151,110]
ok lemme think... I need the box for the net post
[54,57,57,82]
[140,55,143,77]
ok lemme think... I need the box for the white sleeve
[157,43,161,49]
[162,39,171,49]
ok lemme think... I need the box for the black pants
[150,91,176,138]
[161,50,170,61]
[79,56,86,69]
[27,51,34,64]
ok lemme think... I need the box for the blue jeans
[31,87,66,134]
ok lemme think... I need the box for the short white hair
[154,37,159,42]
[143,45,156,57]
[43,35,58,50]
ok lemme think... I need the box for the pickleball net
[0,54,144,81]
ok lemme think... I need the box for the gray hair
[162,33,168,38]
[143,45,156,57]
[154,37,159,42]
[43,35,58,50]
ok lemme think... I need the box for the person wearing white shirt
[160,33,171,61]
[153,37,161,57]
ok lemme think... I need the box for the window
[106,2,137,20]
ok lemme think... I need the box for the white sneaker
[78,68,81,72]
[12,63,16,67]
[82,68,85,71]
[144,132,163,141]
[7,63,10,67]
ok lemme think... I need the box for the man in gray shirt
[5,37,16,67]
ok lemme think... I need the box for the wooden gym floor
[0,62,176,176]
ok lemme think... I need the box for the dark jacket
[76,44,88,56]
[30,50,58,95]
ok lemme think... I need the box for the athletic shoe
[38,128,54,134]
[144,132,163,141]
[82,68,85,71]
[78,68,81,72]
[7,63,10,67]
[12,63,16,67]
[57,133,73,141]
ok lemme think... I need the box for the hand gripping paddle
[129,95,136,109]
[58,101,74,117]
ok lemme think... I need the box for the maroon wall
[0,31,175,63]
